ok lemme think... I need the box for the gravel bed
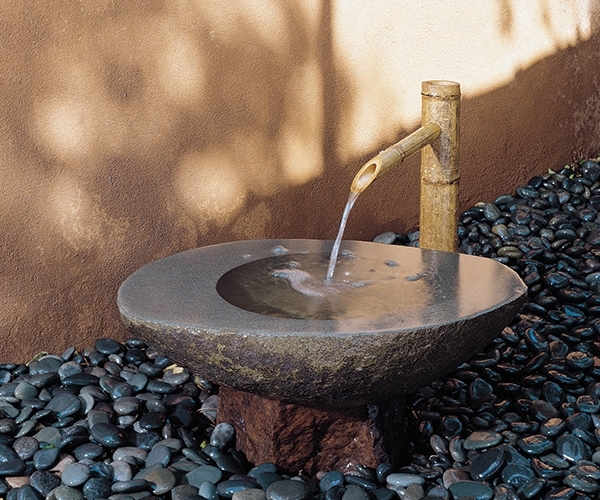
[1,159,600,499]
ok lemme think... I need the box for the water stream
[326,191,360,280]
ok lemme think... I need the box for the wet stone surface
[4,161,600,498]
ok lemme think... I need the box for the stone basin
[117,239,527,407]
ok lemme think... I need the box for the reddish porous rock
[217,386,406,475]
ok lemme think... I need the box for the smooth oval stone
[373,232,397,244]
[530,399,559,421]
[90,422,126,448]
[57,362,83,381]
[266,480,308,500]
[181,448,211,466]
[540,418,566,437]
[256,472,284,490]
[500,463,534,488]
[145,444,171,468]
[82,477,112,500]
[162,368,190,386]
[233,489,267,500]
[94,338,122,355]
[448,480,493,500]
[146,380,176,394]
[325,484,345,500]
[0,418,15,434]
[33,447,61,470]
[0,430,17,450]
[517,477,546,498]
[86,410,110,429]
[112,446,148,462]
[109,382,134,400]
[449,436,467,462]
[61,462,90,487]
[111,460,133,482]
[557,435,588,462]
[483,203,502,222]
[492,223,509,238]
[248,462,278,479]
[386,473,425,488]
[33,357,62,375]
[199,481,219,500]
[319,470,344,492]
[543,381,564,406]
[567,412,593,432]
[61,374,99,387]
[46,393,81,418]
[545,272,570,290]
[139,363,163,378]
[517,434,555,455]
[14,382,37,400]
[341,485,369,500]
[0,458,25,475]
[442,468,470,488]
[375,463,393,484]
[52,484,85,500]
[344,474,376,491]
[575,461,600,479]
[564,473,599,494]
[139,466,177,496]
[72,443,103,461]
[139,411,166,430]
[469,447,505,481]
[216,455,247,475]
[127,373,148,393]
[217,480,261,500]
[531,456,563,479]
[172,484,204,500]
[183,465,224,488]
[577,395,600,413]
[124,347,146,364]
[30,470,61,496]
[13,436,39,460]
[210,422,236,449]
[110,478,150,494]
[463,430,502,450]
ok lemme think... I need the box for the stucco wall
[1,1,600,362]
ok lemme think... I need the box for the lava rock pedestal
[218,386,406,475]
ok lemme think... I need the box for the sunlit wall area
[334,0,595,156]
[0,0,599,361]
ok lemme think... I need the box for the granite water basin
[117,239,526,407]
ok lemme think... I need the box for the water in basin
[217,250,437,320]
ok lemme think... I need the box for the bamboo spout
[350,122,441,194]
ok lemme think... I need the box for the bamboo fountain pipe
[349,80,460,252]
[420,80,460,252]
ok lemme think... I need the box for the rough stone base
[217,386,407,475]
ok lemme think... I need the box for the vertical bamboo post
[419,81,460,252]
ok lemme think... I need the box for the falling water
[326,191,360,280]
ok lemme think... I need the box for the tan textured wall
[1,1,600,362]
